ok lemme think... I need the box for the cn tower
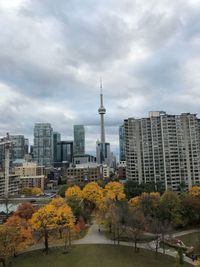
[98,79,106,144]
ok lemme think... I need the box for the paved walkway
[75,223,112,245]
[74,222,196,266]
[26,222,197,266]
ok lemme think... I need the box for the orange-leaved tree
[65,185,82,200]
[5,215,33,256]
[0,225,14,267]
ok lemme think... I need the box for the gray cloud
[1,0,200,155]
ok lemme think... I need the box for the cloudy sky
[1,0,200,156]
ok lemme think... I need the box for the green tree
[158,191,183,227]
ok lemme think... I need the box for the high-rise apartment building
[73,125,85,155]
[33,123,53,167]
[119,125,125,161]
[124,112,200,191]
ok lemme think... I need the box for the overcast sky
[1,0,200,156]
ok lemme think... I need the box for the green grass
[179,232,200,252]
[12,245,192,267]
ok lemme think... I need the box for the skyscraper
[119,125,125,162]
[33,123,53,167]
[0,135,28,165]
[53,132,61,163]
[24,138,29,155]
[56,141,73,163]
[73,125,85,155]
[124,111,200,191]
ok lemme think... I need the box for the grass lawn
[179,232,200,252]
[12,245,192,267]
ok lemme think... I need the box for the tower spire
[98,78,106,144]
[100,76,103,95]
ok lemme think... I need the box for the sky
[1,0,200,156]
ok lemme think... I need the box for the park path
[74,223,112,245]
[173,229,199,237]
[26,222,196,266]
[74,222,196,266]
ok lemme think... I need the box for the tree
[66,197,86,223]
[177,247,184,265]
[103,200,128,244]
[148,216,172,258]
[124,181,163,199]
[196,258,200,267]
[82,182,104,208]
[65,185,82,200]
[189,186,200,197]
[127,207,145,252]
[0,226,14,267]
[174,253,181,267]
[158,191,183,227]
[104,182,126,201]
[15,202,35,220]
[51,197,75,239]
[30,197,75,254]
[19,187,43,196]
[139,192,160,217]
[128,196,141,208]
[58,185,69,197]
[5,215,33,256]
[30,203,57,254]
[181,195,200,226]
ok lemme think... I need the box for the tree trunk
[69,229,71,247]
[117,227,120,245]
[155,235,159,259]
[0,258,6,267]
[109,223,112,233]
[134,239,137,252]
[44,229,49,254]
[162,234,165,254]
[59,228,62,239]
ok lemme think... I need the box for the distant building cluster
[0,87,117,197]
[2,85,200,198]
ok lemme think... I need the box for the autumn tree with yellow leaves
[30,197,75,254]
[19,187,43,196]
[104,182,126,201]
[65,185,82,200]
[82,182,104,208]
[189,186,200,197]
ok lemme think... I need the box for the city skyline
[1,0,200,155]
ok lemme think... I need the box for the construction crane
[0,133,12,198]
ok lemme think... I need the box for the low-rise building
[65,163,100,184]
[14,162,46,190]
[0,173,19,197]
